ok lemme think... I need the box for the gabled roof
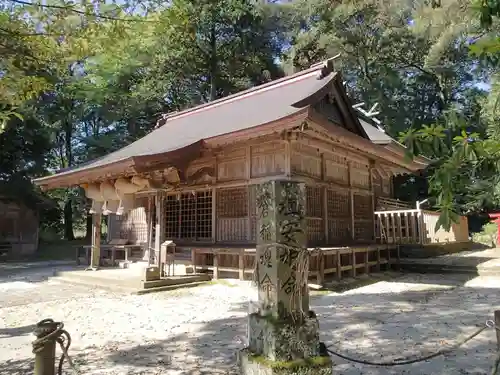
[359,118,393,144]
[34,60,427,189]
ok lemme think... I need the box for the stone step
[142,274,211,289]
[51,275,140,294]
[52,269,212,294]
[135,280,211,295]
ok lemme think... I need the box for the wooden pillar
[212,188,217,243]
[323,186,328,244]
[89,213,101,270]
[336,250,341,281]
[385,213,391,243]
[106,215,112,242]
[411,212,417,243]
[213,250,219,280]
[397,213,403,244]
[238,251,245,280]
[369,163,376,242]
[154,192,164,267]
[144,196,154,263]
[404,213,409,243]
[348,162,355,240]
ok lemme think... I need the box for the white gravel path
[0,266,499,375]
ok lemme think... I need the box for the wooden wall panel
[217,158,247,181]
[291,143,322,178]
[324,152,349,184]
[217,218,248,242]
[251,141,286,177]
[350,161,370,189]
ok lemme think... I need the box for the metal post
[495,310,500,351]
[33,319,59,375]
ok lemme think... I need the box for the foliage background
[0,0,498,240]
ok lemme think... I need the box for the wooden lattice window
[249,185,257,243]
[217,187,248,218]
[306,186,323,218]
[196,191,212,239]
[326,189,351,244]
[326,190,349,218]
[216,187,249,242]
[165,195,179,239]
[164,191,213,240]
[353,194,374,242]
[353,194,372,219]
[306,186,324,245]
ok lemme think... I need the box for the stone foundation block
[143,266,161,281]
[238,346,332,375]
[248,311,321,361]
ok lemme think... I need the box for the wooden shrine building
[34,60,434,277]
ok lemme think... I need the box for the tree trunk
[63,199,74,241]
[209,22,217,101]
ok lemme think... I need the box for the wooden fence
[188,245,400,283]
[375,209,469,245]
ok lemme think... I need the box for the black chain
[326,321,495,367]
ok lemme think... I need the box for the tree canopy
[0,0,499,237]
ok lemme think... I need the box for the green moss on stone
[248,353,332,370]
[251,310,317,328]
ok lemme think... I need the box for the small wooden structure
[375,201,469,245]
[35,61,435,280]
[0,197,39,259]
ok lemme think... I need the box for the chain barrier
[32,318,80,375]
[326,320,500,370]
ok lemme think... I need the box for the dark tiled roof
[40,64,336,181]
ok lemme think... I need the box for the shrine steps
[52,267,211,294]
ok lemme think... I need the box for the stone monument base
[238,344,332,375]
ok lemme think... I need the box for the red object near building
[488,212,500,244]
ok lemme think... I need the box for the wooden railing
[188,245,400,282]
[375,209,469,245]
[376,197,413,211]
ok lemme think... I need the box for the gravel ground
[0,266,499,375]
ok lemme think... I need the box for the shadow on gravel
[103,279,500,375]
[0,324,35,339]
[1,275,499,375]
[0,358,33,375]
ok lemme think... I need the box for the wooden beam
[323,186,329,244]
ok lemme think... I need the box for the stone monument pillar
[238,180,332,375]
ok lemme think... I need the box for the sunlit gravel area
[1,264,499,375]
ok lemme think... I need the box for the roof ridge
[156,58,338,128]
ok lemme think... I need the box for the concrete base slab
[238,346,332,375]
[53,268,211,294]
